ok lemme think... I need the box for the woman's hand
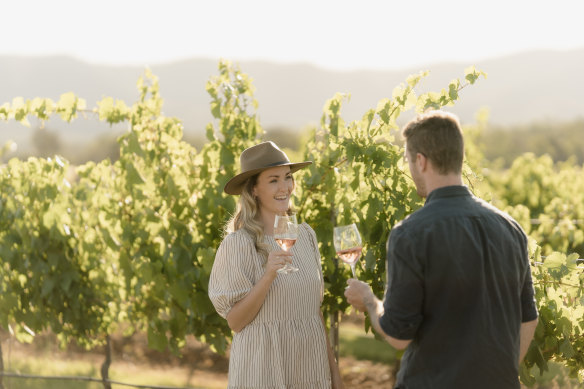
[263,250,293,279]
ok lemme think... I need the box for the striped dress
[209,223,331,389]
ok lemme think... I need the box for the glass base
[277,264,299,274]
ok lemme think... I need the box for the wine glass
[274,214,299,274]
[333,223,362,278]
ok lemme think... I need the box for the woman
[209,141,343,388]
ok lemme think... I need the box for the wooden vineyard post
[101,335,112,389]
[0,338,5,389]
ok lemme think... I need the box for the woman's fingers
[269,250,292,264]
[264,250,293,277]
[272,256,291,266]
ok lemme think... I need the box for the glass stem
[351,264,356,278]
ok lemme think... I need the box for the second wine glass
[333,223,362,278]
[274,214,299,274]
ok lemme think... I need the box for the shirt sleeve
[208,231,256,319]
[520,245,539,322]
[378,226,424,340]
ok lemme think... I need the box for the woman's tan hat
[224,141,312,195]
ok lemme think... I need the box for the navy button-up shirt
[379,185,538,389]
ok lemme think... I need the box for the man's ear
[416,153,428,172]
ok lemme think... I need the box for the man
[345,110,538,388]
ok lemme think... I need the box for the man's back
[379,186,538,388]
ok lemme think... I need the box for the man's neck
[424,174,463,197]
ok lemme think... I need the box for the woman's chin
[276,203,290,214]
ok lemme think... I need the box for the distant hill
[1,49,583,153]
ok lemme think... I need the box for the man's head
[402,111,464,197]
[402,110,464,175]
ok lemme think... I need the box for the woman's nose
[279,179,291,191]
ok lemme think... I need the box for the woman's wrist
[261,269,277,283]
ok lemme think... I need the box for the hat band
[265,160,290,167]
[244,159,290,172]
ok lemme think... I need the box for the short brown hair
[402,110,464,174]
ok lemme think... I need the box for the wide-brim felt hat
[224,141,312,195]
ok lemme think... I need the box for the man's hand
[344,278,375,312]
[345,278,413,350]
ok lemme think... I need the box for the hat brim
[224,161,312,195]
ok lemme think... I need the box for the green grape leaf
[560,338,575,358]
[147,322,168,351]
[125,162,146,185]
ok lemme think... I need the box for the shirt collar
[425,185,471,205]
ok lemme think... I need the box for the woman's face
[253,165,294,217]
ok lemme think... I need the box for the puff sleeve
[208,231,257,319]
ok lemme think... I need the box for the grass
[2,348,224,389]
[2,322,389,389]
[3,321,582,389]
[2,356,102,389]
[339,320,400,364]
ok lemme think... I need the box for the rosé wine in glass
[275,238,297,251]
[333,224,362,278]
[337,246,362,266]
[274,214,299,274]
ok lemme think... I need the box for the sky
[2,0,584,71]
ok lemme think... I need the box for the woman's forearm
[226,273,275,332]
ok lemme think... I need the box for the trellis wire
[0,371,202,389]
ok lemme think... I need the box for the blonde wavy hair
[226,173,295,260]
[226,175,271,258]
